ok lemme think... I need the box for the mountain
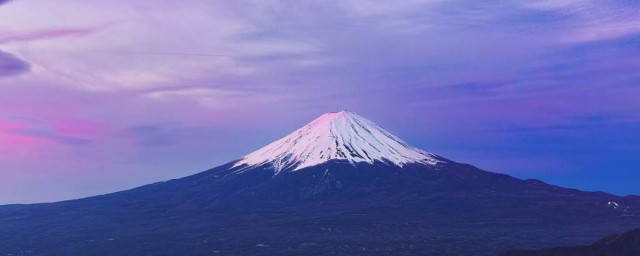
[502,228,640,256]
[233,111,441,173]
[1,111,639,256]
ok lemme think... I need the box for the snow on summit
[233,111,441,172]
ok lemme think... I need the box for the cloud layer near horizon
[0,0,639,203]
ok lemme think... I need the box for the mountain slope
[0,111,639,256]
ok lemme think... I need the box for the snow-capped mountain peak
[233,111,441,173]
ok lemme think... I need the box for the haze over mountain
[0,112,638,256]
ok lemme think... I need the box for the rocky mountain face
[0,111,639,256]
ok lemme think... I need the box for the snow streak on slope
[233,111,441,173]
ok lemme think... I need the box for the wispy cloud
[0,50,29,78]
[1,118,92,146]
[9,128,92,146]
[127,123,181,147]
[0,25,111,44]
[144,87,265,109]
[521,0,640,43]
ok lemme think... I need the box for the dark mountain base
[502,228,640,256]
[1,207,638,256]
[1,161,639,256]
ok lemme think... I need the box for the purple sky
[1,0,639,204]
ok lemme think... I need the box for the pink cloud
[0,117,106,147]
[52,118,110,138]
[0,120,42,148]
[0,24,114,44]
